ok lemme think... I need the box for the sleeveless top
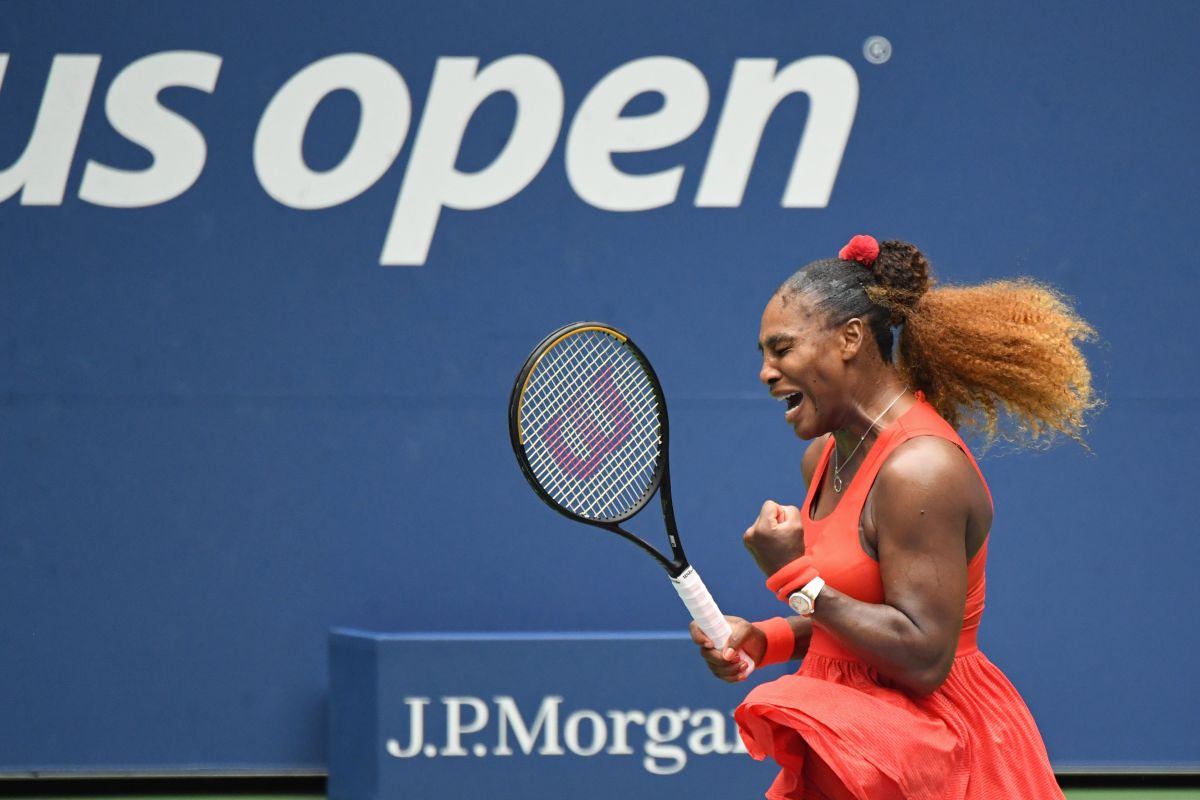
[801,394,988,663]
[735,396,1065,800]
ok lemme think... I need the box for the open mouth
[782,391,804,419]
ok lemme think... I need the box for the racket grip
[671,566,755,677]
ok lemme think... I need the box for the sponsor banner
[328,630,789,799]
[0,49,855,267]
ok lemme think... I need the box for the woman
[691,235,1096,799]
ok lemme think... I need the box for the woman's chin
[789,411,831,441]
[790,417,819,440]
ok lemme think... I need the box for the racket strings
[570,376,660,514]
[524,342,660,515]
[522,335,643,437]
[528,353,654,487]
[521,332,640,439]
[519,330,663,520]
[526,342,655,462]
[544,388,657,517]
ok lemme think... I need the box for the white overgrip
[670,566,755,677]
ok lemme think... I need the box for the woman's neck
[831,381,910,458]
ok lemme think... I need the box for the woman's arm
[745,437,984,695]
[691,435,829,682]
[692,437,838,682]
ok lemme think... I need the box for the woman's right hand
[743,500,806,576]
[689,615,766,683]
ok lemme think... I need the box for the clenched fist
[743,499,806,576]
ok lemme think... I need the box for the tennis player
[691,235,1095,799]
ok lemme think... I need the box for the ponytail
[782,237,1099,447]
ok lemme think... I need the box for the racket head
[509,322,670,526]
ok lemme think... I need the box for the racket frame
[509,321,755,675]
[508,321,691,577]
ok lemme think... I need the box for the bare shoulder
[877,436,975,494]
[871,436,989,535]
[801,435,829,488]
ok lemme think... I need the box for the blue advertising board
[2,0,1198,776]
[328,631,789,800]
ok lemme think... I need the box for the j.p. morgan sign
[328,631,783,800]
[385,694,747,776]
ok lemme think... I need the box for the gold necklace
[831,389,907,493]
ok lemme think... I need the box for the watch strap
[800,576,825,607]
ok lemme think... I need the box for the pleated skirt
[735,649,1065,800]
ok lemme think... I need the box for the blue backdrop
[2,0,1197,775]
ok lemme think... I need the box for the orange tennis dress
[735,397,1064,799]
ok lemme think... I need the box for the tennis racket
[508,321,754,675]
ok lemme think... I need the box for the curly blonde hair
[781,240,1099,448]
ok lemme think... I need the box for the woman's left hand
[742,499,806,576]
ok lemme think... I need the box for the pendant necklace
[831,388,907,493]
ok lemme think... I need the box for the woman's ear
[838,317,865,361]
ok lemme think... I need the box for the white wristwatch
[787,576,826,617]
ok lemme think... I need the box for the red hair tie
[839,234,880,267]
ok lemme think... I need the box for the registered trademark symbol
[863,36,892,65]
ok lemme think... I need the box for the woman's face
[758,290,846,440]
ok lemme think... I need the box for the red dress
[735,397,1064,799]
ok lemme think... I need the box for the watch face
[788,593,813,616]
